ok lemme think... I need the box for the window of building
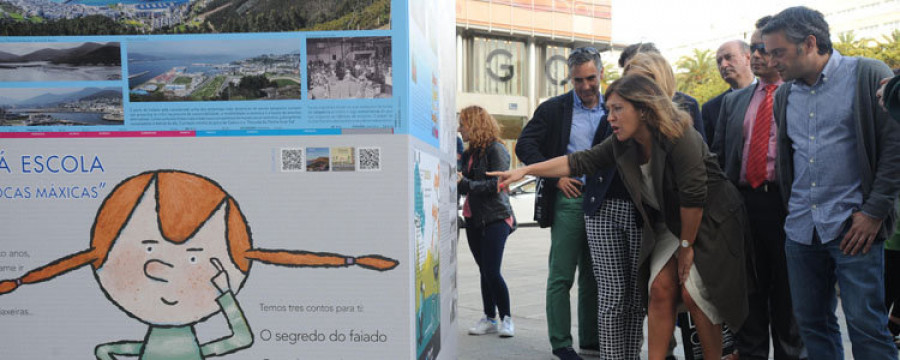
[541,45,573,98]
[469,37,526,95]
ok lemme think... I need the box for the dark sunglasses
[750,43,767,55]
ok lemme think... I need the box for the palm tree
[835,31,875,57]
[601,61,620,88]
[883,30,900,45]
[879,30,900,70]
[675,49,717,87]
[674,49,726,104]
[834,30,899,69]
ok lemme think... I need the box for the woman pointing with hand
[490,74,750,360]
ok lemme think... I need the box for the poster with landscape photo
[0,42,121,82]
[128,39,301,102]
[0,86,123,126]
[0,0,389,36]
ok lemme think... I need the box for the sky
[612,0,814,50]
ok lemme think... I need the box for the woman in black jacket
[458,105,516,337]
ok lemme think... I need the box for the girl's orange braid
[0,249,96,295]
[245,249,398,271]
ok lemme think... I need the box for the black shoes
[552,346,584,360]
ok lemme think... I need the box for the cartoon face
[96,182,247,326]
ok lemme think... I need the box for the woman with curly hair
[458,105,516,338]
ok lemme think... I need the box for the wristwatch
[681,239,692,248]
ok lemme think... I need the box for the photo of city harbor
[0,0,390,35]
[0,42,121,82]
[127,39,301,102]
[0,87,123,126]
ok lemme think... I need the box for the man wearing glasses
[711,15,806,360]
[763,6,899,359]
[516,47,604,360]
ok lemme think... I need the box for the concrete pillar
[527,39,537,117]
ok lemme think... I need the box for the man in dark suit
[702,40,754,145]
[711,16,806,360]
[516,47,605,360]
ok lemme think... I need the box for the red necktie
[746,84,777,188]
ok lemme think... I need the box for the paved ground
[456,225,861,360]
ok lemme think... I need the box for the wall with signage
[0,0,459,359]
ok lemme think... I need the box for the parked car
[458,175,537,229]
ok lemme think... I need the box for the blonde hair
[459,105,501,150]
[605,74,692,140]
[623,52,677,98]
[0,170,398,295]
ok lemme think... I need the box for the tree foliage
[834,30,900,70]
[0,0,389,35]
[674,49,728,104]
[304,0,390,31]
[0,15,140,36]
[670,30,900,104]
[207,0,387,33]
[216,75,276,100]
[601,61,620,89]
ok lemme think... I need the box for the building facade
[455,0,613,166]
[664,0,900,62]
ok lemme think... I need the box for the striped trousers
[585,198,644,360]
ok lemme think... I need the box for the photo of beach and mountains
[306,147,330,172]
[0,0,389,36]
[0,87,123,126]
[128,39,301,102]
[0,42,121,82]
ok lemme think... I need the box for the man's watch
[681,239,692,248]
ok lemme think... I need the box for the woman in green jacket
[490,74,749,360]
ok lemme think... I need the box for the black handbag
[533,177,553,228]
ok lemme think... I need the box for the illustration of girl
[0,170,398,360]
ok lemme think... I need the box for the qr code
[281,148,305,172]
[357,147,381,171]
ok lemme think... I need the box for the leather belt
[738,182,778,193]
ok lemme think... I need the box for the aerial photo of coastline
[0,0,389,36]
[0,87,124,126]
[128,39,301,102]
[0,42,121,82]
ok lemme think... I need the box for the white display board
[0,0,458,358]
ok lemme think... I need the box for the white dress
[641,161,723,324]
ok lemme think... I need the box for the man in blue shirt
[763,6,900,359]
[516,48,606,360]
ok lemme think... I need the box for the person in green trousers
[515,47,604,360]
